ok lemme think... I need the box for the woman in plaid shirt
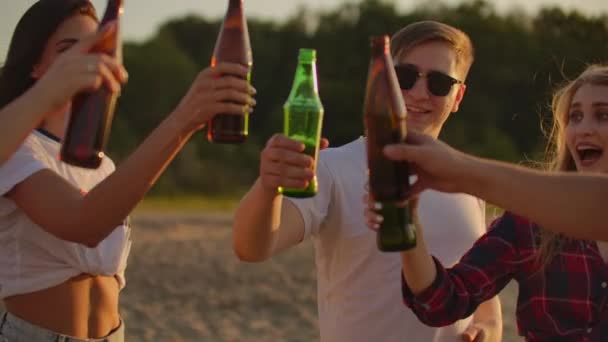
[366,64,608,341]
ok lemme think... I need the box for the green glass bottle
[377,202,416,252]
[363,35,416,251]
[279,48,324,198]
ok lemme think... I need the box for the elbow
[59,228,104,248]
[50,230,102,248]
[81,237,102,248]
[232,235,270,263]
[405,302,470,327]
[48,219,108,248]
[233,243,270,263]
[415,312,461,328]
[235,250,267,263]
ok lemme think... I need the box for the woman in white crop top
[0,1,256,341]
[0,6,126,165]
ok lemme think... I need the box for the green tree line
[106,0,608,196]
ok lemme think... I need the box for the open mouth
[576,144,604,166]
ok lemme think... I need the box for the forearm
[0,85,54,164]
[233,179,282,261]
[77,112,194,246]
[462,155,608,240]
[472,296,503,341]
[400,229,436,294]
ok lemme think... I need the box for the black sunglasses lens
[427,72,455,96]
[395,66,418,90]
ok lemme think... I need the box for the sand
[1,211,520,341]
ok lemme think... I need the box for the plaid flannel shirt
[402,212,608,341]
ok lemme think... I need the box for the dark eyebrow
[55,38,78,47]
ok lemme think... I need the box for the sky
[1,0,608,60]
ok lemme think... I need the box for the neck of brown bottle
[228,0,244,11]
[101,0,123,24]
[371,37,389,58]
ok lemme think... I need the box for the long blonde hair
[537,64,608,266]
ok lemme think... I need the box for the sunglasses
[394,64,463,97]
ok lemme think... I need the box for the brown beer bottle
[60,0,123,169]
[363,35,416,251]
[208,0,252,144]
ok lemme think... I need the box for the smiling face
[565,83,608,174]
[394,41,466,138]
[32,13,98,80]
[30,13,98,126]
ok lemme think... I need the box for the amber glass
[60,0,123,169]
[208,0,252,144]
[363,35,416,251]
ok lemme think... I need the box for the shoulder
[418,191,485,217]
[490,211,534,229]
[0,133,53,195]
[486,211,538,245]
[318,137,365,173]
[6,132,54,166]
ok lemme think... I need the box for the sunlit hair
[390,20,475,81]
[0,0,98,109]
[538,64,608,267]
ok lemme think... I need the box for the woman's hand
[171,62,256,132]
[34,22,128,111]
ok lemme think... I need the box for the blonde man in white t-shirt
[233,21,502,342]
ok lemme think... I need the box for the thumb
[383,143,420,162]
[72,21,117,53]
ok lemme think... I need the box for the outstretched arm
[384,132,608,241]
[233,135,329,261]
[365,201,517,327]
[7,63,254,247]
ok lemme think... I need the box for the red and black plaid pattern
[402,212,608,341]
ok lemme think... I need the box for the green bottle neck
[287,60,320,101]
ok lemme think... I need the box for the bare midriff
[4,273,120,338]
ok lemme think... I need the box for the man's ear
[451,83,467,113]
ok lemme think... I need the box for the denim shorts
[0,311,124,342]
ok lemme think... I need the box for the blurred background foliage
[107,0,608,197]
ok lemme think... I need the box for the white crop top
[0,130,131,299]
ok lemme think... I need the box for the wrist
[167,109,200,137]
[255,178,281,201]
[28,80,59,113]
[449,150,479,192]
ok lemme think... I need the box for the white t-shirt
[287,137,486,342]
[0,130,131,299]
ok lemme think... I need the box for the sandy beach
[120,211,520,341]
[1,211,520,341]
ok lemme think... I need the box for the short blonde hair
[390,21,475,80]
